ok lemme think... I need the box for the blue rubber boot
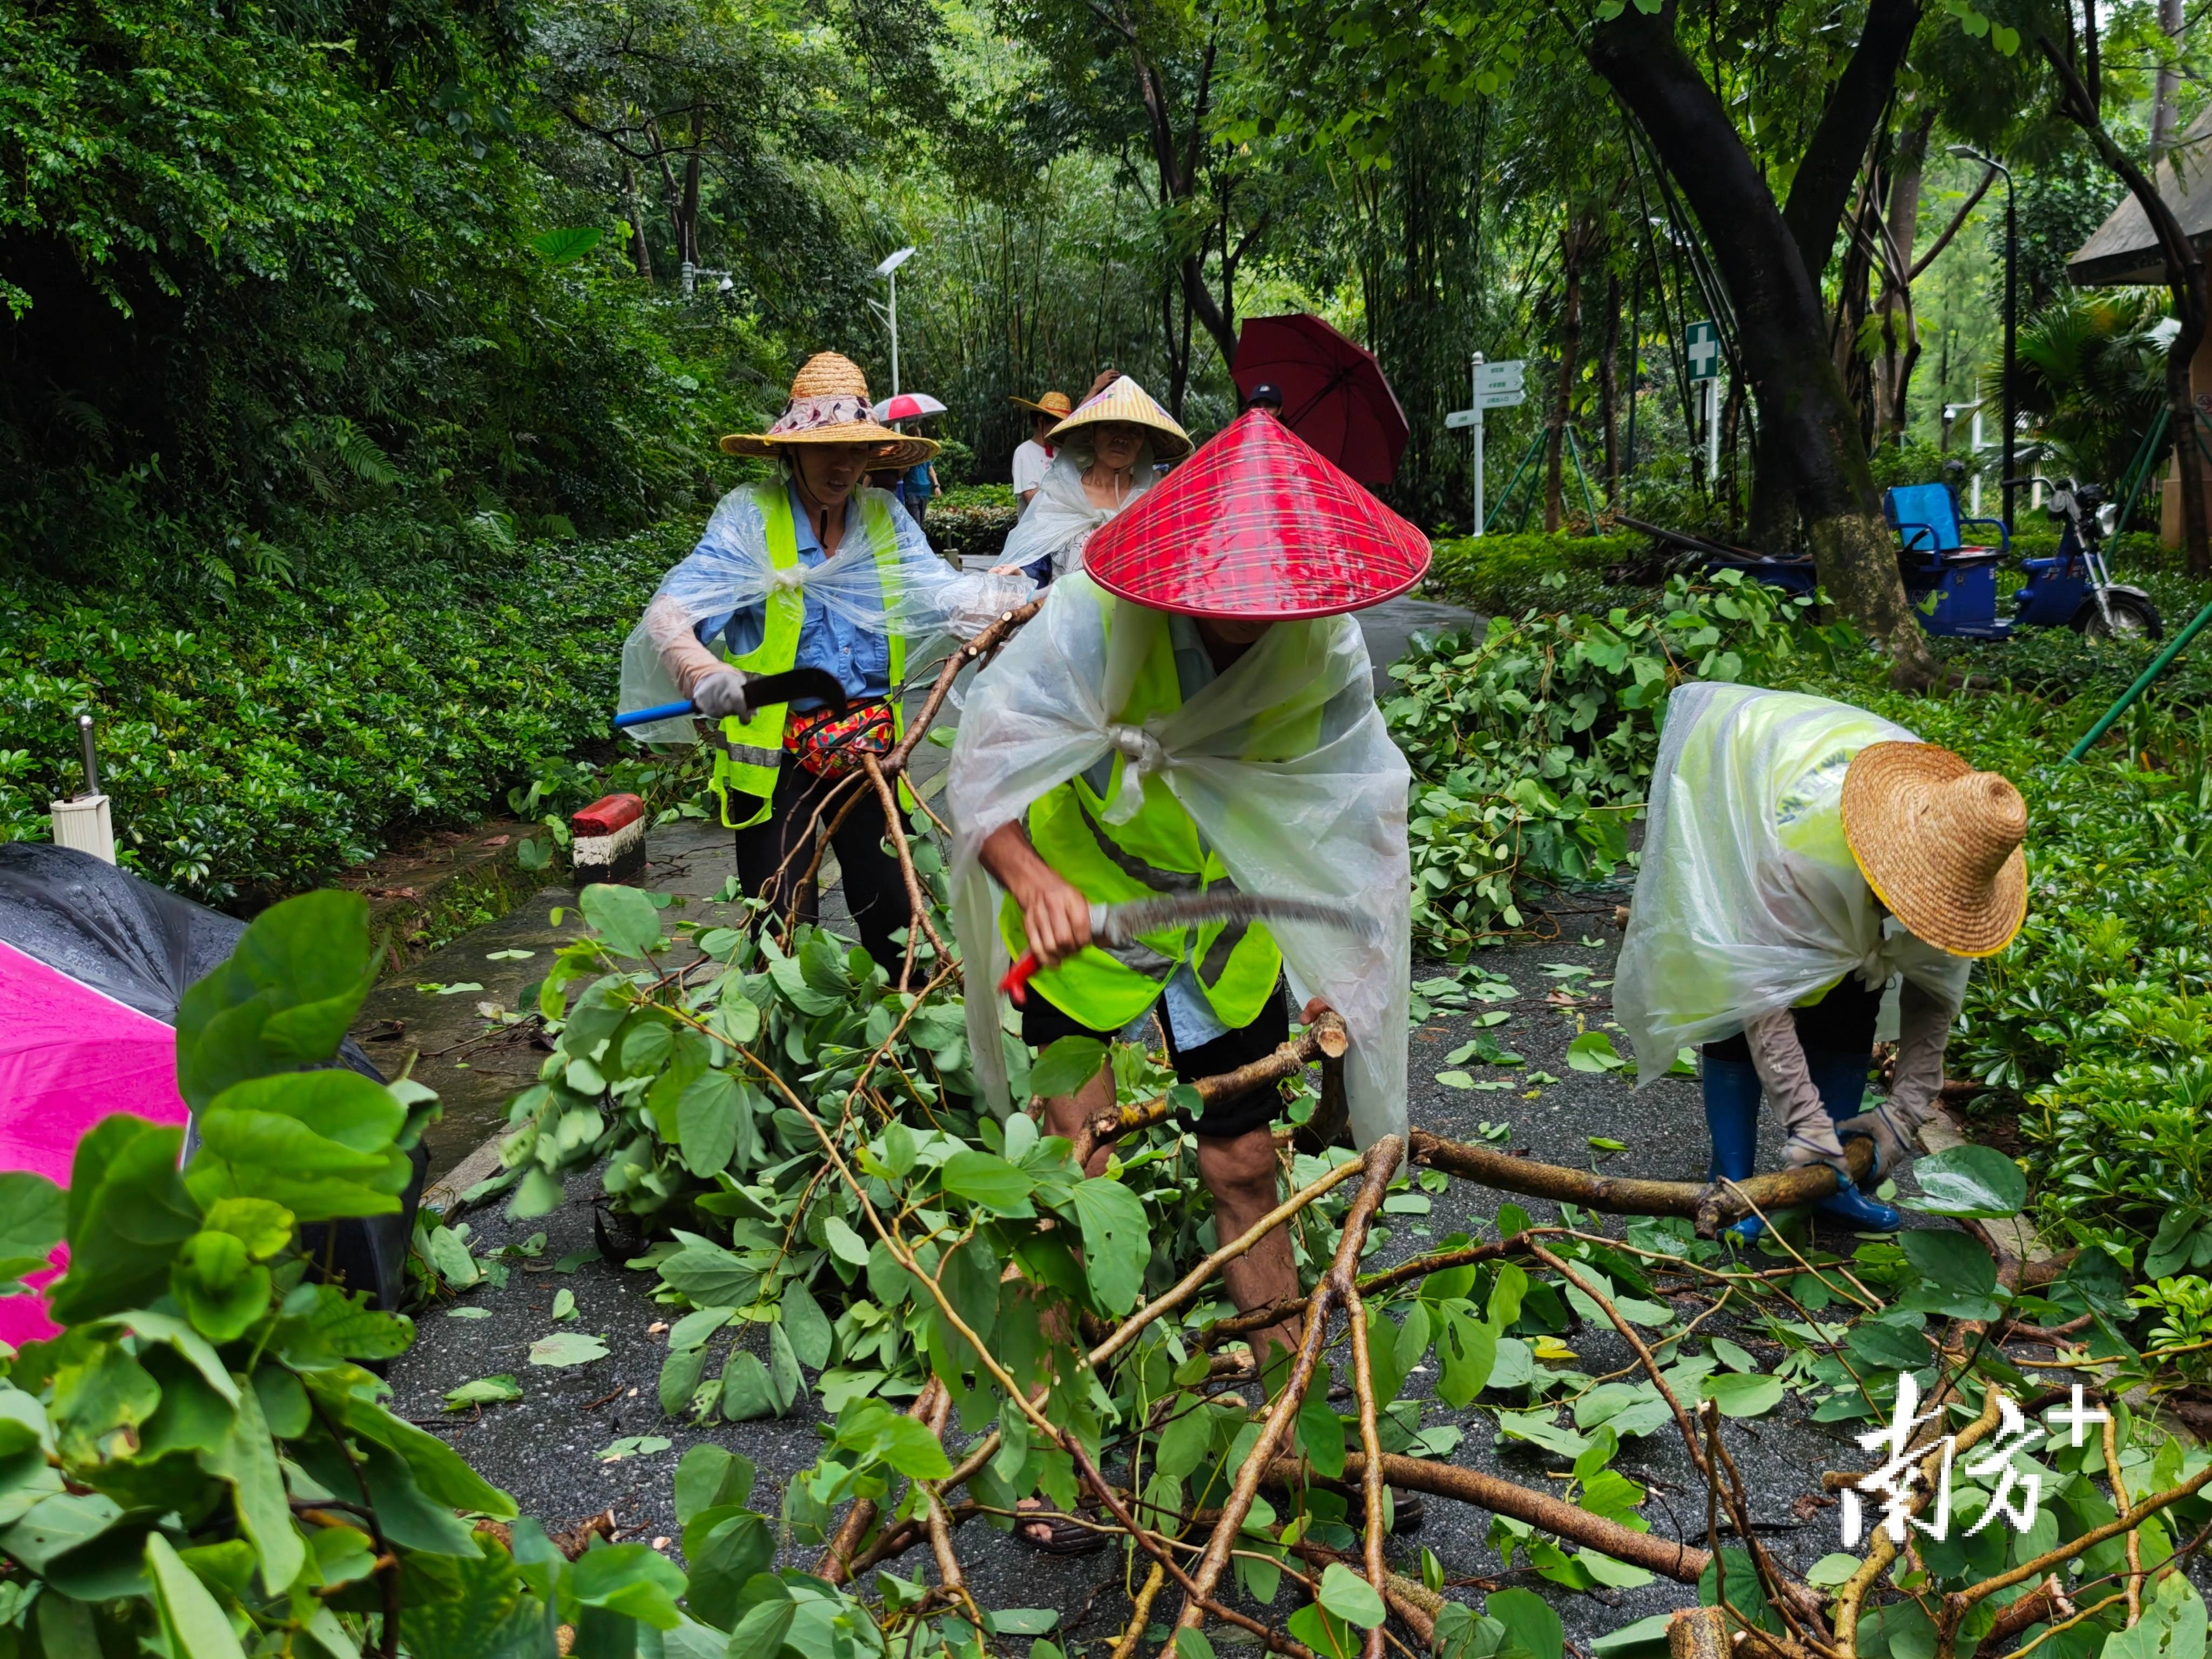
[1702,1056,1767,1246]
[1805,1050,1901,1232]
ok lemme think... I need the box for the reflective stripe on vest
[708,486,907,830]
[1001,586,1319,1034]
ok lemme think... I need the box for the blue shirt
[694,483,890,709]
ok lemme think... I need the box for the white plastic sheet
[947,573,1412,1148]
[1614,683,1973,1084]
[981,448,1156,577]
[618,482,1032,741]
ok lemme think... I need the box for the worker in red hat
[947,413,1426,1491]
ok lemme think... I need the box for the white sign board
[1475,359,1526,396]
[1685,321,1721,382]
[1445,408,1481,429]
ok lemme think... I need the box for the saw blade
[1092,891,1368,948]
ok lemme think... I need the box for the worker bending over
[1615,685,2028,1242]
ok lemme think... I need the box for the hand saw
[999,891,1367,1006]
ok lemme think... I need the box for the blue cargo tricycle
[1706,477,2163,640]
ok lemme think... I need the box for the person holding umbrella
[875,391,948,534]
[985,374,1190,583]
[1009,388,1073,510]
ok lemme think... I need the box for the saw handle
[613,700,695,730]
[999,952,1041,1006]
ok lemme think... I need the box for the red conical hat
[1083,410,1431,619]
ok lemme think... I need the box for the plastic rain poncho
[618,482,1035,742]
[1614,683,1973,1084]
[981,447,1157,578]
[948,573,1412,1149]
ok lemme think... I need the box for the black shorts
[1022,982,1290,1142]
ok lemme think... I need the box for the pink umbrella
[873,392,947,423]
[0,938,187,1346]
[1232,314,1410,486]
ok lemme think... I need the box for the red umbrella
[1232,314,1410,485]
[872,392,947,423]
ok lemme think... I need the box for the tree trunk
[1601,267,1623,501]
[2041,37,2210,574]
[1872,114,1932,442]
[619,162,653,282]
[1587,1,1938,681]
[1545,215,1591,531]
[2154,0,2185,156]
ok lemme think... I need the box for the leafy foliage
[1385,572,1855,953]
[0,892,693,1659]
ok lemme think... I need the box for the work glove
[1833,1102,1919,1185]
[691,669,753,723]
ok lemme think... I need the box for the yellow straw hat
[720,353,939,466]
[1048,374,1193,461]
[1840,743,2028,958]
[1010,390,1075,418]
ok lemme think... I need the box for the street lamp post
[1950,146,2015,530]
[871,246,917,398]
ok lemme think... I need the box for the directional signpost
[1685,320,1722,485]
[1446,354,1527,536]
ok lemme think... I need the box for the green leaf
[551,1289,576,1323]
[187,1071,411,1222]
[1700,1371,1785,1418]
[1068,1177,1149,1316]
[443,1377,524,1410]
[580,884,664,959]
[767,1323,804,1413]
[175,891,377,1110]
[0,1172,65,1267]
[988,1609,1060,1636]
[48,1120,199,1326]
[781,1280,833,1370]
[1437,1310,1497,1408]
[1317,1563,1387,1630]
[1847,1315,1932,1373]
[720,1351,778,1421]
[675,1445,756,1524]
[1900,1230,1998,1297]
[673,1070,740,1178]
[1030,1036,1108,1096]
[529,227,604,264]
[1805,1553,1863,1588]
[1900,1145,2027,1218]
[203,1378,304,1594]
[1566,1031,1627,1072]
[528,1333,608,1367]
[1488,1587,1565,1659]
[171,1231,270,1342]
[146,1531,248,1659]
[199,1197,293,1259]
[941,1149,1036,1215]
[568,1541,685,1629]
[1299,1381,1346,1480]
[824,1215,873,1269]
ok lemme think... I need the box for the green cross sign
[1685,321,1721,381]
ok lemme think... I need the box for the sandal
[1014,1505,1109,1556]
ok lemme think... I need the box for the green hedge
[1,524,691,905]
[1424,531,1655,615]
[926,489,1019,567]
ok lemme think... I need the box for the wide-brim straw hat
[1083,409,1430,619]
[1048,375,1193,461]
[1840,742,2028,958]
[720,352,939,467]
[1010,390,1075,419]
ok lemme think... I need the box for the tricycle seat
[1885,481,2009,562]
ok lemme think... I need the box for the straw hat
[1049,374,1193,461]
[720,353,939,466]
[1084,409,1429,619]
[1840,743,2028,958]
[1010,389,1075,419]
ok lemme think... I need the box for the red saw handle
[999,951,1041,1005]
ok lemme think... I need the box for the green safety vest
[707,484,907,830]
[1000,585,1322,1034]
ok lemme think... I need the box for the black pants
[732,762,908,975]
[1022,982,1291,1141]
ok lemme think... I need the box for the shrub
[0,891,690,1658]
[0,523,691,905]
[923,492,1018,567]
[1424,531,1655,615]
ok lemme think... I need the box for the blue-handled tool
[613,667,850,731]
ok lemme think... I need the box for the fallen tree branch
[1071,1014,1347,1169]
[883,601,1042,776]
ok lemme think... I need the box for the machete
[612,666,852,730]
